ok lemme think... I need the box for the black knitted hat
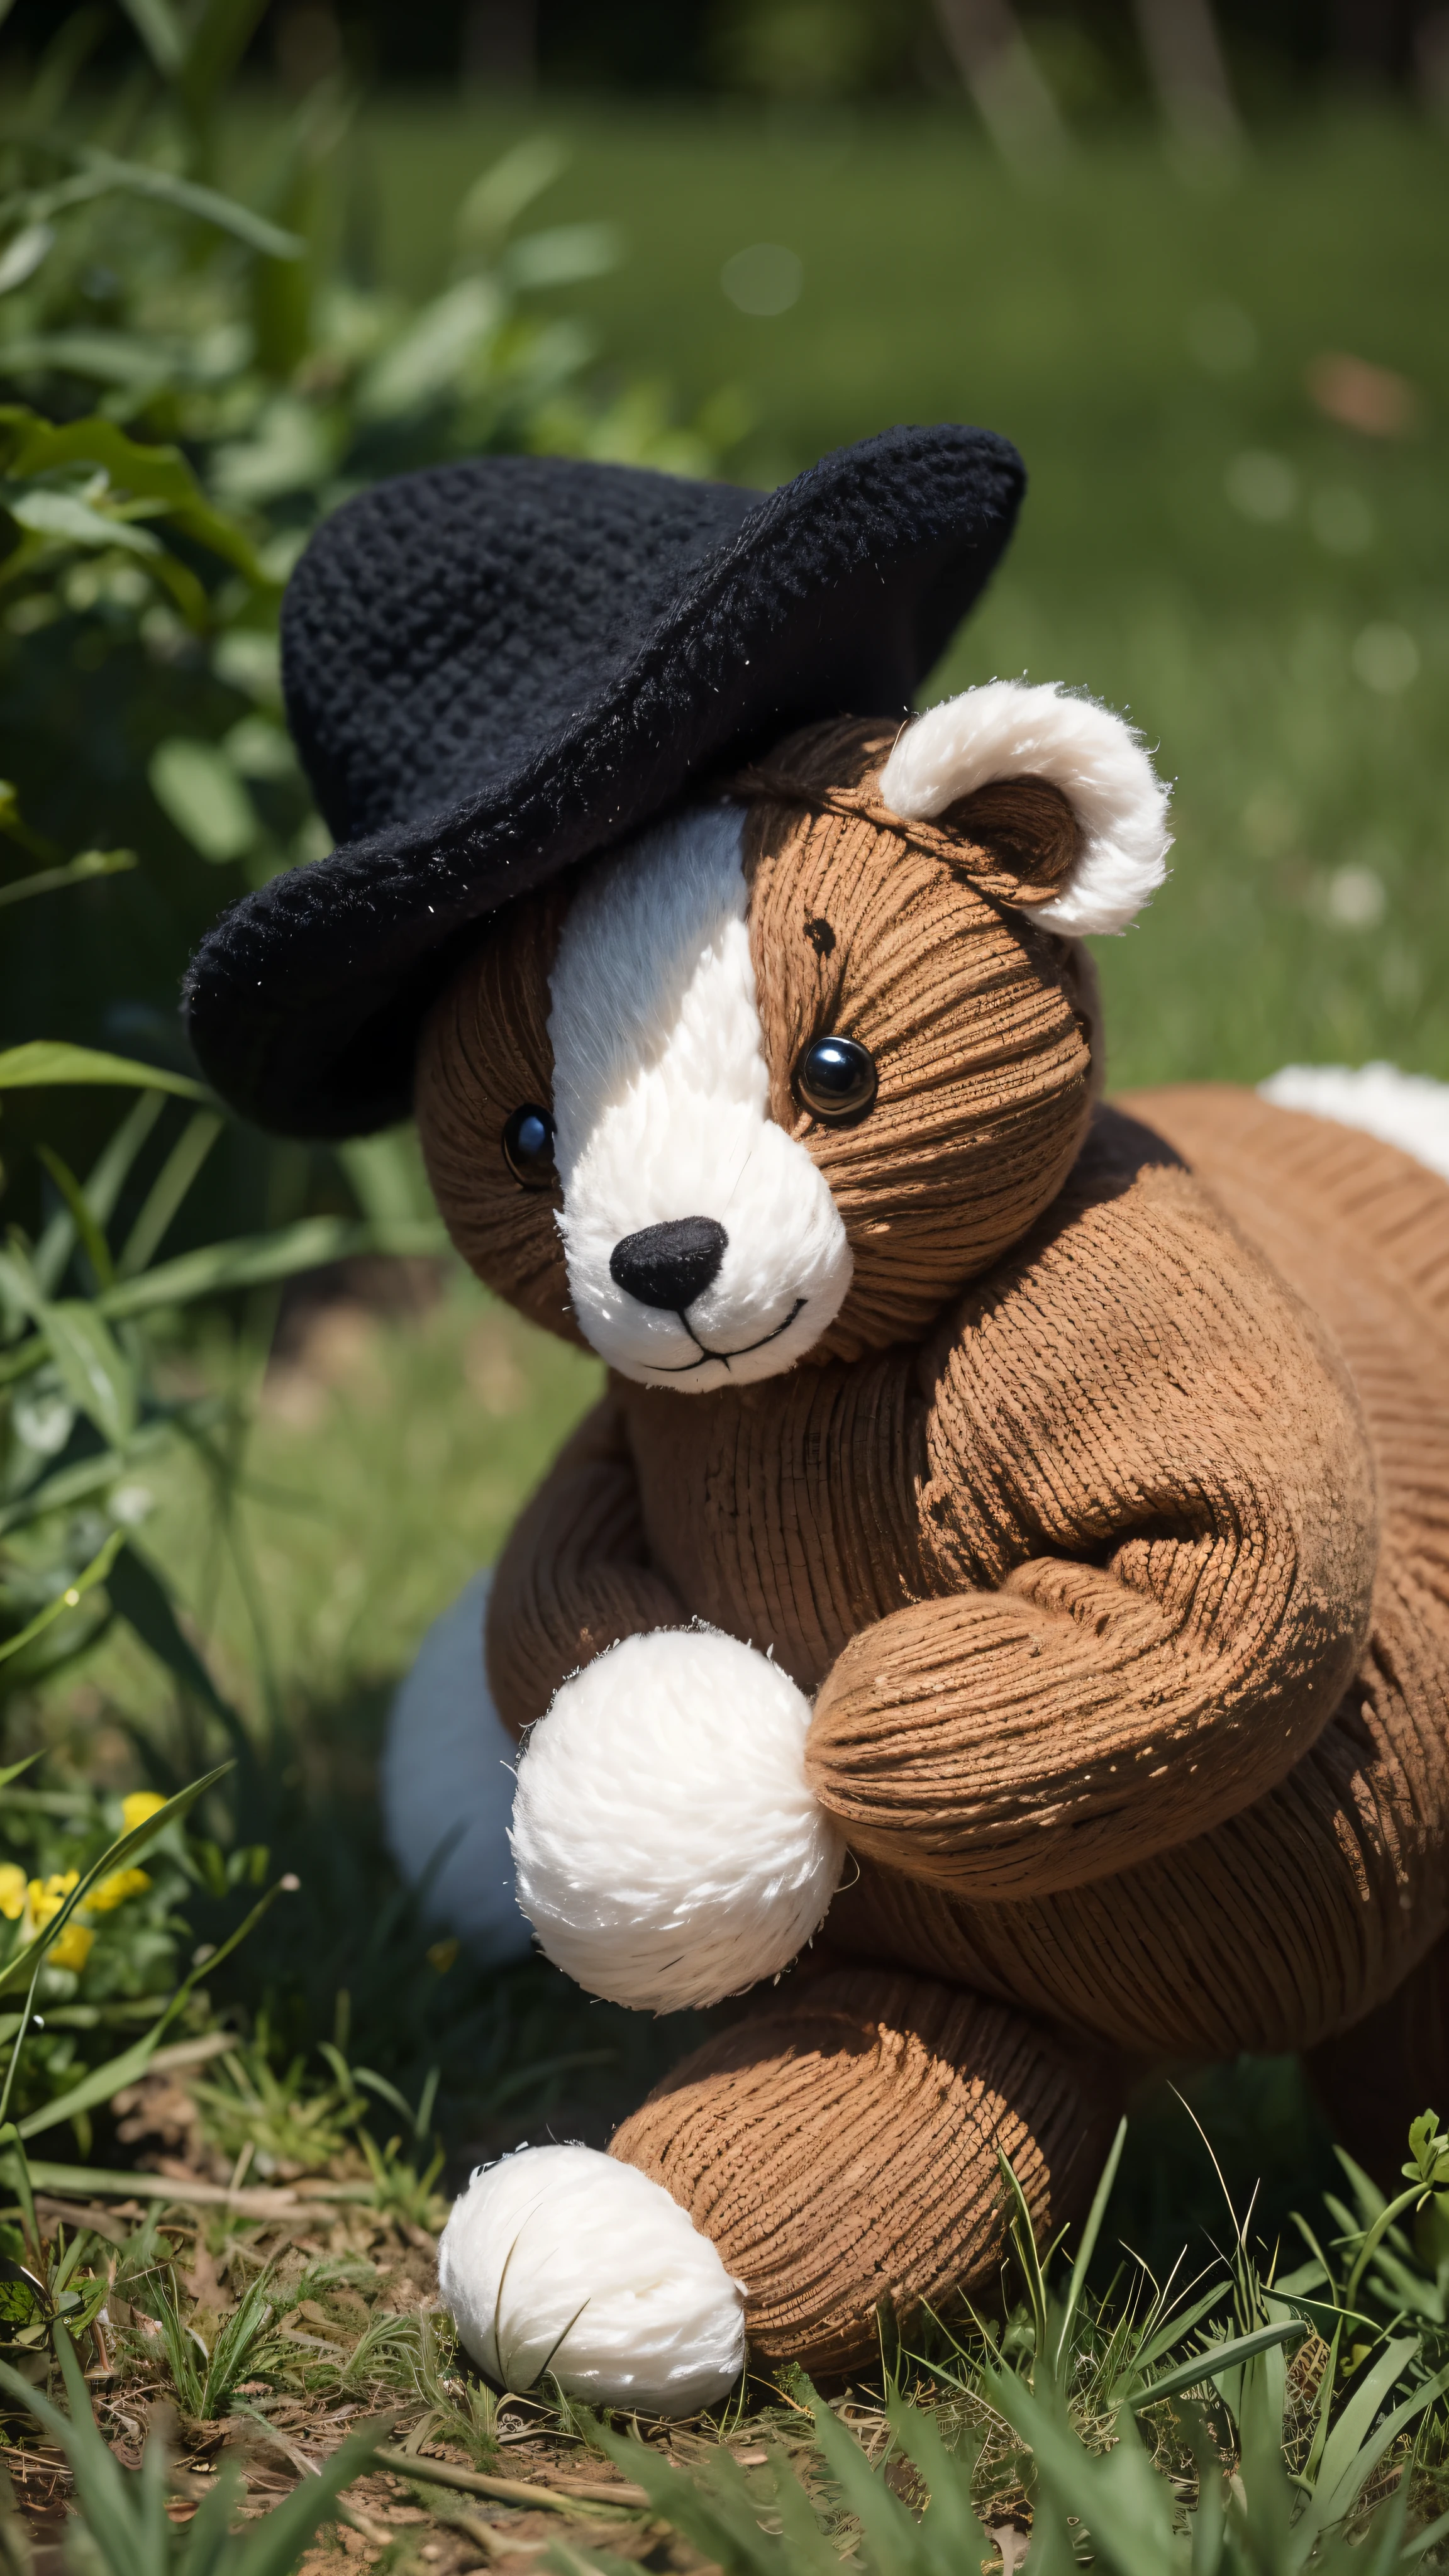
[183,423,1025,1138]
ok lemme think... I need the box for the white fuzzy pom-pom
[510,1626,844,2011]
[440,2143,746,2416]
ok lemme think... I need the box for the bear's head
[415,680,1170,1391]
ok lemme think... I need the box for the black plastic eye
[502,1104,557,1189]
[794,1035,878,1126]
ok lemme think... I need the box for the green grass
[0,2096,1445,2569]
[130,1275,600,1721]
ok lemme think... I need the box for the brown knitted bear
[417,684,1449,2416]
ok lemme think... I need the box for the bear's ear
[877,680,1172,935]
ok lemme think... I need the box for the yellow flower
[87,1867,150,1913]
[121,1791,167,1833]
[48,1923,93,1973]
[26,1871,79,1932]
[0,1866,26,1921]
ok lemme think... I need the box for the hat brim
[184,424,1024,1138]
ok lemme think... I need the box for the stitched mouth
[647,1297,808,1376]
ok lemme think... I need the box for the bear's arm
[486,1384,687,1738]
[804,1109,1380,1901]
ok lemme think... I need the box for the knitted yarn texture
[413,713,1448,2380]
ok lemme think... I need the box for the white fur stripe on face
[879,678,1172,936]
[547,804,852,1391]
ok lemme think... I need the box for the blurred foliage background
[0,0,1441,2258]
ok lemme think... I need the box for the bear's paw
[510,1626,844,2009]
[440,2142,745,2414]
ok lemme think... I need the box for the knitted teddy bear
[184,427,1449,2418]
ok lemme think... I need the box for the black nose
[609,1217,728,1312]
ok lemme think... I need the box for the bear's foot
[614,1967,1121,2378]
[438,1972,1119,2410]
[510,1625,843,2009]
[439,2143,746,2415]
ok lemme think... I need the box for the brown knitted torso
[414,712,1449,2372]
[827,1087,1449,2055]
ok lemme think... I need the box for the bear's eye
[502,1104,557,1189]
[794,1035,878,1126]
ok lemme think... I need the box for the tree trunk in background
[930,0,1069,169]
[462,0,538,91]
[1131,0,1241,143]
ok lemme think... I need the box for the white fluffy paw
[509,1625,844,2010]
[440,2143,745,2416]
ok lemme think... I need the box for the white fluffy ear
[877,679,1172,936]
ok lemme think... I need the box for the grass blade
[1055,2114,1127,2374]
[0,1528,122,1668]
[0,1040,207,1097]
[1126,2318,1306,2409]
[0,1760,231,2001]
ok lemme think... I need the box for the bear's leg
[440,1968,1121,2408]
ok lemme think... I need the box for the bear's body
[828,1087,1449,2062]
[414,714,1449,2400]
[183,428,1449,2416]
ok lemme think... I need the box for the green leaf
[997,2145,1051,2368]
[886,2398,992,2572]
[336,1128,436,1227]
[1055,2114,1126,2374]
[0,330,172,387]
[0,1041,208,1099]
[0,848,136,909]
[1406,2110,1448,2186]
[455,136,568,252]
[15,1877,286,2141]
[356,277,504,420]
[210,396,339,509]
[1314,2339,1443,2531]
[34,1091,165,1296]
[35,1143,113,1289]
[116,1109,221,1277]
[1127,2317,1306,2409]
[0,2344,133,2557]
[0,2329,376,2571]
[808,2389,931,2567]
[225,2424,381,2573]
[1404,2503,1449,2562]
[581,2424,779,2567]
[14,2027,182,2146]
[149,736,258,863]
[40,1300,136,1447]
[105,1540,233,1716]
[4,486,160,555]
[179,0,273,124]
[76,146,305,262]
[0,221,53,296]
[115,0,185,76]
[0,1230,136,1438]
[0,1529,123,1670]
[502,221,623,291]
[1133,2280,1232,2375]
[96,1214,447,1321]
[0,407,262,577]
[0,1405,225,1537]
